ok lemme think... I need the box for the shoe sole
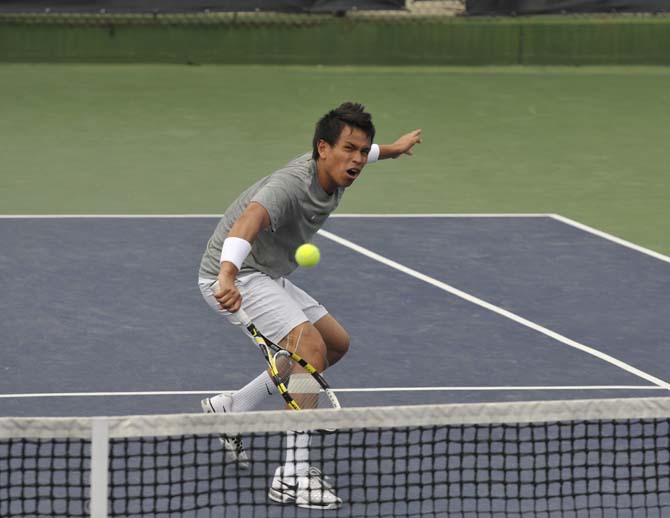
[268,488,294,504]
[268,488,342,510]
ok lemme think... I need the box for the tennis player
[198,102,421,509]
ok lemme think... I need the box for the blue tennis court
[1,214,668,417]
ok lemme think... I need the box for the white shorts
[198,272,329,344]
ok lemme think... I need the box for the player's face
[317,125,372,193]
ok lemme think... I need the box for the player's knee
[314,315,350,366]
[327,331,350,366]
[304,334,329,372]
[290,324,329,372]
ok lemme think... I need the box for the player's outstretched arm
[378,129,423,160]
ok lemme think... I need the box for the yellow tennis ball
[295,243,320,267]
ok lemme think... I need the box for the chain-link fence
[0,1,468,27]
[2,0,669,27]
[1,0,668,65]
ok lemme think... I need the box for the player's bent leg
[280,277,346,367]
[313,314,350,367]
[280,321,329,372]
[273,316,342,508]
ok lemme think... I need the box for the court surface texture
[1,214,668,417]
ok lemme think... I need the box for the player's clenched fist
[214,275,242,313]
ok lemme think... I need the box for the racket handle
[234,308,251,326]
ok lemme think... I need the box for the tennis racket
[234,308,341,411]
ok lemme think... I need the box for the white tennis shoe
[268,465,342,510]
[200,396,250,469]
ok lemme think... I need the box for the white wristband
[367,143,380,164]
[220,237,252,270]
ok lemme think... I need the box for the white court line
[0,386,664,399]
[0,213,550,219]
[335,386,664,392]
[318,229,670,391]
[333,214,552,218]
[0,214,222,219]
[550,214,670,264]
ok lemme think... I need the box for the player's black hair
[312,102,376,160]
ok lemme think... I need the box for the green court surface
[1,64,668,255]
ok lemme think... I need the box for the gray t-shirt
[199,153,344,280]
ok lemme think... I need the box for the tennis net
[1,397,669,517]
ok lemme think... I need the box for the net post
[90,418,109,518]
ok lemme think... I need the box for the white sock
[211,371,276,413]
[283,431,310,478]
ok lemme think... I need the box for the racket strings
[273,350,293,385]
[273,350,325,410]
[287,372,321,409]
[274,327,336,410]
